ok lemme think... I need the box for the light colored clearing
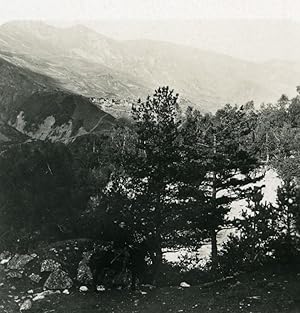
[165,169,282,265]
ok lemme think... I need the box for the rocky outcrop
[0,239,134,292]
[4,253,37,280]
[7,254,36,270]
[76,251,93,285]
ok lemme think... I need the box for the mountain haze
[0,21,299,113]
[83,19,300,63]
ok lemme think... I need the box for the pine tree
[183,104,261,271]
[276,180,300,243]
[105,87,186,283]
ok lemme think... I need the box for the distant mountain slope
[0,56,59,120]
[0,21,151,101]
[85,19,300,63]
[11,91,116,142]
[0,56,116,142]
[1,21,299,112]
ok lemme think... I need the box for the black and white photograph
[0,0,300,312]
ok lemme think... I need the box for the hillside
[0,56,59,120]
[11,91,116,142]
[0,21,299,112]
[0,121,29,148]
[0,56,115,142]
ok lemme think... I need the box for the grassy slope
[1,267,299,313]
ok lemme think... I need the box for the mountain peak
[1,20,54,32]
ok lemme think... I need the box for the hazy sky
[0,0,300,22]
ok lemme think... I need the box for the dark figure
[88,243,149,291]
[127,244,149,290]
[88,248,128,290]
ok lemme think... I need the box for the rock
[44,269,73,290]
[7,254,36,270]
[32,294,45,301]
[79,286,88,292]
[63,289,70,295]
[20,299,32,311]
[40,259,61,273]
[29,273,42,284]
[27,290,34,294]
[0,251,11,260]
[33,290,60,301]
[0,251,11,265]
[180,282,191,288]
[0,258,11,265]
[247,296,261,300]
[76,260,93,284]
[6,270,23,279]
[141,284,156,290]
[96,285,105,292]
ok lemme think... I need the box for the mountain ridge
[0,21,300,116]
[1,21,299,113]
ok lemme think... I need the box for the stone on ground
[44,269,73,290]
[96,285,105,292]
[76,259,93,284]
[40,259,61,273]
[180,282,191,288]
[19,299,32,311]
[79,285,88,292]
[7,254,36,270]
[6,270,23,279]
[33,290,61,301]
[29,273,42,283]
[0,251,11,265]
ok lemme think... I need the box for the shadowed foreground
[1,268,300,313]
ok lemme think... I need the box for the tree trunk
[211,134,218,272]
[150,248,163,285]
[211,228,218,272]
[147,231,163,285]
[287,212,290,237]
